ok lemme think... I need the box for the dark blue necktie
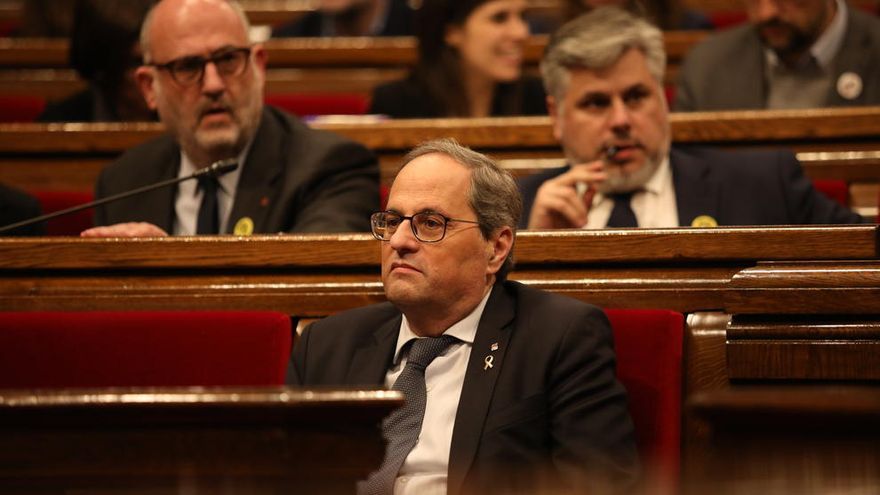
[606,192,638,228]
[196,175,220,234]
[358,335,459,495]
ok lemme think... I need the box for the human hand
[80,222,169,237]
[527,161,607,229]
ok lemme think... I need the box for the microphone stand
[0,158,238,235]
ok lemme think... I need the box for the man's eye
[385,217,402,228]
[174,57,204,73]
[578,96,610,110]
[623,87,650,105]
[418,216,444,230]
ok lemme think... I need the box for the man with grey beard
[83,0,379,237]
[674,0,880,110]
[519,7,865,229]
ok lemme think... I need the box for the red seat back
[0,311,292,388]
[812,179,849,207]
[31,190,95,235]
[605,308,684,493]
[0,95,46,122]
[266,93,369,117]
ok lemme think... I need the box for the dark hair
[69,0,155,89]
[411,0,528,117]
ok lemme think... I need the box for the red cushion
[812,179,849,207]
[0,311,292,388]
[31,190,95,236]
[605,309,684,489]
[0,95,47,122]
[266,93,369,117]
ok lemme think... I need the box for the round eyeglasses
[370,211,480,243]
[148,46,251,86]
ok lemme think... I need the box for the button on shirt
[584,156,678,229]
[172,144,250,235]
[385,288,492,495]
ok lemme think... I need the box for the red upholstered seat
[812,179,850,207]
[266,93,369,117]
[0,311,292,388]
[605,308,684,494]
[31,190,95,235]
[0,95,46,122]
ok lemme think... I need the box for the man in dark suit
[521,7,864,230]
[82,0,378,237]
[288,138,639,495]
[674,0,880,111]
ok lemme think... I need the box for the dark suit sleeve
[0,183,45,236]
[548,305,641,491]
[285,321,313,385]
[291,139,380,233]
[776,151,867,224]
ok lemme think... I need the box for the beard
[756,18,818,58]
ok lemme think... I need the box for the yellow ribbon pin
[233,217,254,236]
[690,215,718,228]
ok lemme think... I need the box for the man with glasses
[82,0,378,237]
[288,138,639,495]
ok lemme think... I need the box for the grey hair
[140,0,251,63]
[401,138,522,281]
[540,6,666,102]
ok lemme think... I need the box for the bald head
[140,0,251,63]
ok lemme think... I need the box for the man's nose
[201,61,227,94]
[608,98,632,132]
[388,219,419,251]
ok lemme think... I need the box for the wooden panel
[0,387,401,494]
[726,316,880,380]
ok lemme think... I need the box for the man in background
[520,7,865,230]
[674,0,880,110]
[83,0,379,237]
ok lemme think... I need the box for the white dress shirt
[584,156,678,229]
[172,142,251,235]
[385,288,493,495]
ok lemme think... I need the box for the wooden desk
[0,108,878,212]
[1,226,879,491]
[0,387,401,495]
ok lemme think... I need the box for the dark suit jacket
[674,8,880,111]
[94,106,380,233]
[368,76,547,119]
[272,0,415,37]
[518,146,866,228]
[0,183,45,236]
[288,280,639,495]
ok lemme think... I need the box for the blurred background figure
[37,0,157,122]
[675,0,880,110]
[368,0,546,118]
[0,183,45,236]
[273,0,416,37]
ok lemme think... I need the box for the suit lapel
[226,109,283,234]
[671,148,721,226]
[826,10,871,106]
[447,284,515,495]
[346,315,401,385]
[146,146,179,232]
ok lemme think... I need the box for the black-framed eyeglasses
[370,211,480,243]
[148,46,251,86]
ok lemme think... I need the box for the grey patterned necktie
[358,334,459,495]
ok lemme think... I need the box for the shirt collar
[176,138,254,196]
[764,0,847,71]
[392,286,493,365]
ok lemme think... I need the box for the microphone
[0,158,239,235]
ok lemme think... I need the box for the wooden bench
[0,107,878,214]
[1,226,879,490]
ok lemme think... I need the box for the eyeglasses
[370,211,480,243]
[148,46,251,86]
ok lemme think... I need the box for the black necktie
[606,192,638,228]
[196,175,220,234]
[358,335,459,495]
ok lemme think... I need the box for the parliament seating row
[0,226,878,492]
[0,307,684,493]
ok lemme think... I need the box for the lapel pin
[233,217,254,236]
[836,72,862,100]
[483,355,494,370]
[690,215,718,228]
[260,196,270,207]
[490,342,499,351]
